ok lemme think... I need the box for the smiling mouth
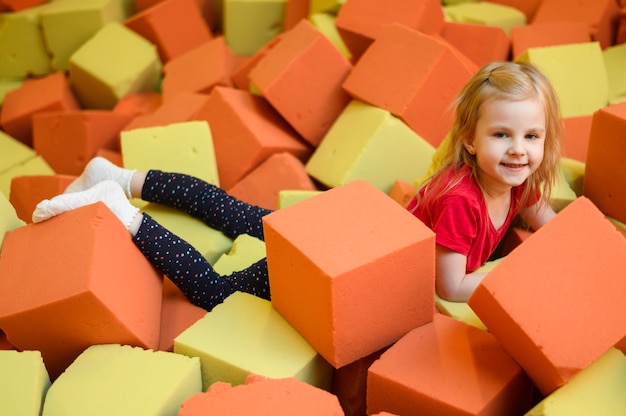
[501,163,527,168]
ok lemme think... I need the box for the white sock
[65,157,136,199]
[33,180,140,230]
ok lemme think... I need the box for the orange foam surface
[9,174,77,223]
[560,114,593,163]
[367,314,533,416]
[0,203,163,379]
[387,179,416,209]
[159,278,206,352]
[0,0,46,12]
[511,21,591,59]
[263,180,435,368]
[468,196,626,395]
[441,21,510,67]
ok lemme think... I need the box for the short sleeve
[429,193,480,256]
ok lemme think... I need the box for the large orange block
[9,174,76,223]
[159,278,206,352]
[511,21,590,59]
[342,23,476,148]
[560,114,593,163]
[195,86,311,190]
[468,196,626,395]
[124,0,212,63]
[0,71,81,147]
[334,0,444,60]
[248,19,352,147]
[367,314,533,416]
[440,21,510,68]
[32,110,132,175]
[263,180,435,368]
[583,102,626,223]
[0,202,163,379]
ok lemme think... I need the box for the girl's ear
[463,140,476,155]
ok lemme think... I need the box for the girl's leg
[134,213,270,311]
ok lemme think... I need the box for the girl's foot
[32,180,140,230]
[65,157,136,199]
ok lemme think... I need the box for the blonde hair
[417,61,561,211]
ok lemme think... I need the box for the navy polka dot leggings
[132,170,273,311]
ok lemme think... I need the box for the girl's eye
[525,134,538,140]
[494,132,507,138]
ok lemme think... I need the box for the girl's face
[465,96,546,196]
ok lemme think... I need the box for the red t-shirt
[407,165,534,273]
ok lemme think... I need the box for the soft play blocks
[516,42,609,118]
[443,1,527,36]
[0,71,81,147]
[560,115,593,163]
[223,0,286,56]
[194,85,311,190]
[121,120,220,187]
[33,110,132,175]
[174,291,333,391]
[367,314,533,416]
[0,3,51,78]
[159,278,207,352]
[263,180,435,368]
[248,19,352,147]
[603,43,626,104]
[0,191,24,250]
[178,375,343,416]
[42,344,202,415]
[68,21,162,110]
[489,0,542,21]
[0,203,163,378]
[0,0,47,12]
[0,155,54,199]
[212,233,266,276]
[440,21,510,67]
[468,196,626,395]
[305,100,435,194]
[40,0,126,71]
[0,350,50,416]
[9,174,76,223]
[525,348,626,415]
[334,0,445,60]
[342,23,476,148]
[510,21,590,60]
[583,102,626,224]
[387,179,416,209]
[124,0,212,63]
[0,129,36,174]
[309,12,351,60]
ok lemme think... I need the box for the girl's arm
[520,197,556,231]
[435,245,488,302]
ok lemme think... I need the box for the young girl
[408,61,562,302]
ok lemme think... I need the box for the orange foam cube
[0,202,163,378]
[161,36,236,101]
[531,0,620,49]
[0,0,47,12]
[367,314,533,416]
[387,179,416,209]
[342,23,476,148]
[227,152,317,210]
[231,34,284,90]
[560,114,593,163]
[248,19,352,147]
[32,110,132,175]
[334,0,445,60]
[440,21,510,67]
[159,278,207,352]
[124,0,212,63]
[113,91,162,119]
[9,174,76,223]
[468,196,626,395]
[583,102,626,223]
[511,21,591,59]
[194,86,311,190]
[0,71,81,147]
[263,180,435,368]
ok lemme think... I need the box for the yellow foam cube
[0,350,50,416]
[42,344,201,416]
[560,157,585,197]
[310,0,342,14]
[213,234,266,276]
[0,155,54,199]
[68,21,162,109]
[0,130,37,174]
[41,0,125,71]
[550,166,578,212]
[525,348,626,415]
[444,2,526,36]
[0,191,25,250]
[516,42,609,118]
[174,291,333,391]
[309,12,351,60]
[121,121,220,187]
[306,100,435,193]
[0,4,52,78]
[277,189,322,209]
[603,43,626,105]
[224,0,287,56]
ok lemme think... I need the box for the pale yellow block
[213,234,266,276]
[0,130,37,174]
[309,12,351,60]
[525,348,626,415]
[415,130,452,187]
[443,2,526,36]
[0,156,54,199]
[0,191,25,251]
[174,291,333,391]
[550,166,577,212]
[306,100,435,194]
[41,0,125,72]
[603,43,626,105]
[0,350,50,416]
[0,4,52,78]
[121,121,220,187]
[0,78,23,106]
[560,157,585,197]
[609,217,626,234]
[309,0,343,15]
[68,21,162,109]
[516,42,609,118]
[224,0,287,56]
[42,344,201,416]
[277,189,322,209]
[141,203,233,265]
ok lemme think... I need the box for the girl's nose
[508,137,526,155]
